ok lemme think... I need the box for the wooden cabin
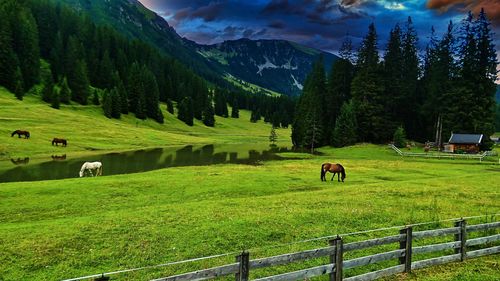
[447,133,483,154]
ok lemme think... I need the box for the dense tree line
[0,0,294,128]
[293,12,497,150]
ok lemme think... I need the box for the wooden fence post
[235,251,249,281]
[399,226,413,273]
[329,236,343,281]
[454,219,467,261]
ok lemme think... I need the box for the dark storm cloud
[139,0,499,59]
[268,20,286,29]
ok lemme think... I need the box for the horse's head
[79,170,84,177]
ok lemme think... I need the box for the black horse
[52,138,67,147]
[11,130,30,139]
[321,163,346,182]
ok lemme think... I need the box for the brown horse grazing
[11,130,30,138]
[52,138,67,146]
[321,163,346,182]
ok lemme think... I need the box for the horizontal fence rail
[144,219,500,281]
[388,144,496,162]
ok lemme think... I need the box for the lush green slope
[0,87,287,160]
[0,143,498,280]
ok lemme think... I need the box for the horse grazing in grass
[52,138,67,146]
[79,161,103,177]
[11,157,29,165]
[321,163,346,182]
[11,130,30,139]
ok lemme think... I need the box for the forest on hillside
[0,0,295,128]
[293,12,498,150]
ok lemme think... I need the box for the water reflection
[0,144,293,183]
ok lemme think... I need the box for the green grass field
[0,89,499,280]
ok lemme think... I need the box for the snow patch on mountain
[291,74,303,90]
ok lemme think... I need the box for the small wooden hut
[446,133,483,154]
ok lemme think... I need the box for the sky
[138,0,499,58]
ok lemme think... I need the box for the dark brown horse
[321,163,346,182]
[52,138,67,146]
[11,130,30,138]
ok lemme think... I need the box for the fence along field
[65,216,500,281]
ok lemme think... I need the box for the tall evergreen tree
[351,23,390,143]
[166,98,174,114]
[42,76,54,103]
[59,77,71,104]
[400,17,420,138]
[13,67,24,100]
[177,96,194,126]
[214,89,229,117]
[92,89,100,105]
[326,36,354,143]
[291,58,327,147]
[51,88,60,109]
[332,101,358,147]
[110,87,121,119]
[102,90,112,118]
[202,101,215,127]
[231,98,239,118]
[13,8,40,90]
[0,10,19,92]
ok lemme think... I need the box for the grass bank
[0,88,289,160]
[0,145,498,280]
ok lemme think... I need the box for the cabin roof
[448,133,483,144]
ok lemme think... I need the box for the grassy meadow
[0,89,499,280]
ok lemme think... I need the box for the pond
[0,144,294,183]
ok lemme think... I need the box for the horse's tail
[338,164,346,179]
[320,163,325,180]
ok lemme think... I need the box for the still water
[0,144,293,183]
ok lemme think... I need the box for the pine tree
[166,99,174,114]
[92,89,100,105]
[110,87,121,119]
[231,98,239,118]
[42,76,54,103]
[13,8,40,90]
[59,77,71,104]
[400,17,420,138]
[202,101,215,127]
[69,60,90,105]
[143,66,163,123]
[214,89,228,117]
[291,58,327,147]
[351,23,390,143]
[177,96,194,126]
[326,37,354,143]
[51,88,60,109]
[13,67,24,100]
[269,126,278,146]
[0,10,19,92]
[102,90,112,118]
[393,126,407,148]
[332,101,358,147]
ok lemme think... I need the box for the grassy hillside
[0,88,288,160]
[0,144,498,280]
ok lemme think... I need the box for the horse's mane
[337,163,346,178]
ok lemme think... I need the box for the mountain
[192,38,339,96]
[56,0,339,96]
[55,0,223,83]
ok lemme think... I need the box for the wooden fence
[149,219,500,281]
[388,144,497,162]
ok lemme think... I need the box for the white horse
[79,161,103,177]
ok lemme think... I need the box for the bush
[393,126,407,148]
